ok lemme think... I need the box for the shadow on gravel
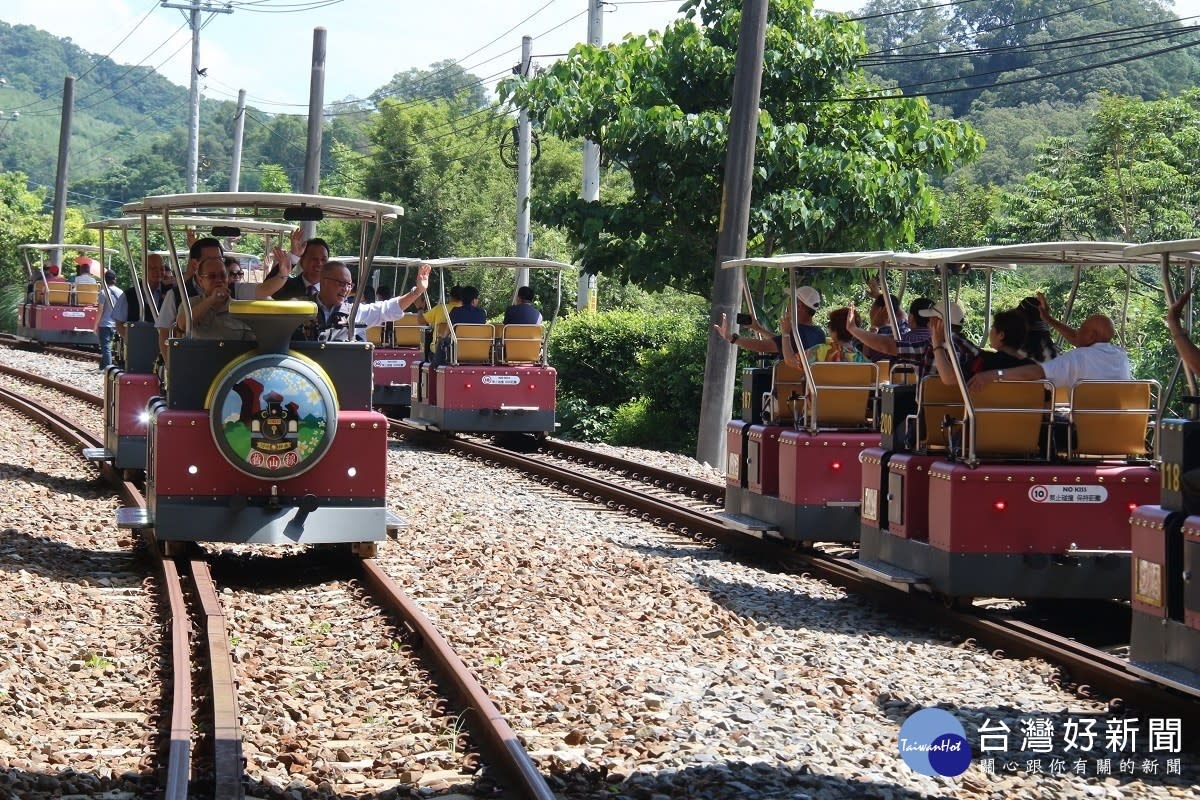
[0,460,108,498]
[548,760,960,800]
[0,522,144,586]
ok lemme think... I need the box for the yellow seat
[889,362,919,386]
[393,316,426,347]
[451,323,495,365]
[365,325,383,345]
[806,362,878,429]
[917,377,964,452]
[501,323,544,364]
[763,362,805,425]
[46,283,71,306]
[33,285,46,304]
[75,283,100,306]
[962,380,1052,460]
[1068,380,1157,460]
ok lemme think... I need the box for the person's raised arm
[927,317,959,386]
[254,247,294,299]
[1167,288,1200,374]
[1038,291,1083,346]
[392,264,432,312]
[846,304,898,355]
[714,312,778,354]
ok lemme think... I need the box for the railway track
[397,424,1200,733]
[0,364,553,799]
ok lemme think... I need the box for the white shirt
[1040,342,1132,388]
[319,295,413,341]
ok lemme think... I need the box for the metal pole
[186,3,200,192]
[577,0,603,312]
[50,76,74,268]
[229,89,246,192]
[303,27,327,239]
[696,0,769,468]
[515,35,533,288]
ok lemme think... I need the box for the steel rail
[189,559,244,800]
[535,437,725,505]
[0,381,217,800]
[357,560,556,800]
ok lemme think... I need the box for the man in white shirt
[304,261,430,341]
[967,293,1130,391]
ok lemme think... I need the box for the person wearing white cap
[966,293,1129,392]
[920,300,981,385]
[714,285,825,356]
[846,296,936,365]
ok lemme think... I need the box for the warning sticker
[482,375,520,385]
[1027,484,1108,504]
[373,359,408,368]
[862,487,878,521]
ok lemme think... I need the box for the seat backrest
[75,283,100,306]
[807,362,878,429]
[917,376,964,452]
[968,380,1052,459]
[764,361,806,424]
[47,283,71,306]
[33,284,46,304]
[393,316,425,347]
[365,324,384,345]
[1069,380,1156,459]
[889,363,919,386]
[501,323,544,364]
[451,323,495,365]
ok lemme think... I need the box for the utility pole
[302,27,327,239]
[229,89,246,192]
[696,0,769,468]
[160,1,232,192]
[50,76,74,267]
[578,0,603,312]
[515,35,533,288]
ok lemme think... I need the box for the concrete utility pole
[229,89,246,192]
[515,35,533,288]
[577,0,603,312]
[160,1,232,192]
[695,0,769,468]
[303,27,327,239]
[50,76,74,267]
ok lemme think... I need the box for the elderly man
[303,260,431,341]
[157,238,222,359]
[258,231,328,300]
[115,252,168,329]
[175,256,255,341]
[967,293,1130,391]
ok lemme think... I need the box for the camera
[736,313,753,325]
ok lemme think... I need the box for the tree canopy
[500,0,984,295]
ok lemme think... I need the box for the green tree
[370,61,489,111]
[500,0,984,296]
[992,90,1200,243]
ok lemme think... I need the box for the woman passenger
[930,307,1033,384]
[1017,296,1060,362]
[782,307,869,367]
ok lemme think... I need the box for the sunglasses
[228,271,244,277]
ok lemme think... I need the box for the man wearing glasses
[304,260,431,341]
[175,256,254,341]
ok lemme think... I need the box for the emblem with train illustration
[209,353,339,478]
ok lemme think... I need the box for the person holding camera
[714,286,825,356]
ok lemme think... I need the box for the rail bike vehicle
[16,243,117,347]
[405,256,568,436]
[337,256,430,415]
[718,251,911,544]
[853,243,1167,602]
[1121,238,1200,697]
[81,215,294,473]
[112,192,404,555]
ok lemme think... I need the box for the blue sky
[0,0,855,111]
[2,1,1196,113]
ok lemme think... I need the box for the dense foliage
[500,0,984,295]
